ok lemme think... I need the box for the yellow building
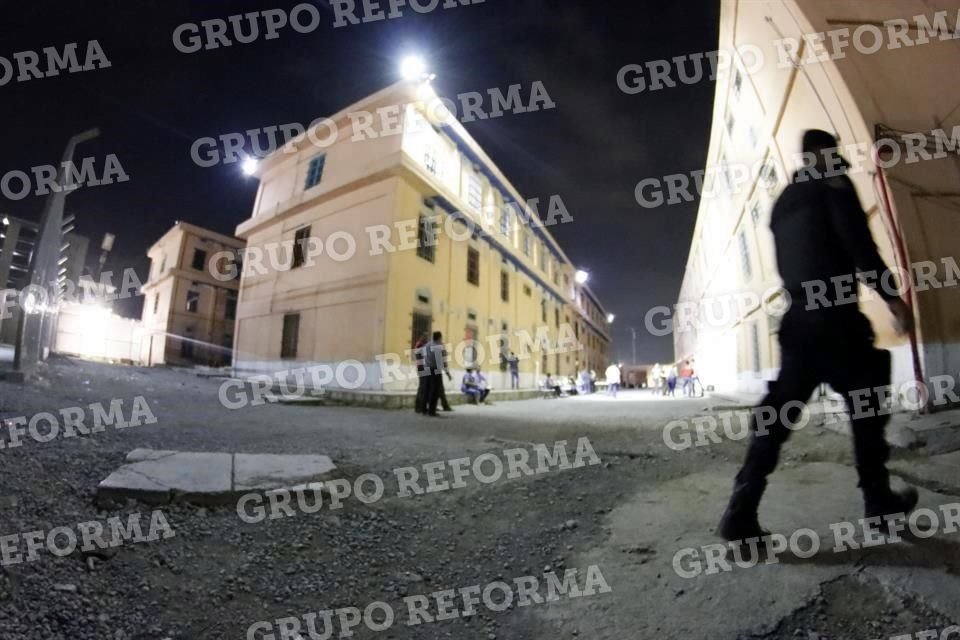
[139,221,243,367]
[677,0,960,400]
[233,80,611,390]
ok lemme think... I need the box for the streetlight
[400,55,428,81]
[242,156,259,176]
[574,269,589,285]
[607,313,615,323]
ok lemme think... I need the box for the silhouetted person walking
[719,129,918,542]
[424,331,452,417]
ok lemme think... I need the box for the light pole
[630,327,637,365]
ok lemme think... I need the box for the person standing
[413,333,428,414]
[719,129,917,543]
[666,366,677,397]
[679,360,694,397]
[652,363,663,395]
[424,331,452,417]
[605,362,621,398]
[508,352,520,390]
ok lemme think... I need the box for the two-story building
[139,221,243,366]
[233,80,612,390]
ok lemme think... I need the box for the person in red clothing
[679,361,694,397]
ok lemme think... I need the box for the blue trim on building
[438,123,566,263]
[432,195,564,305]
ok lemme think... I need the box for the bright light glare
[575,270,589,284]
[400,55,427,81]
[607,313,615,323]
[242,157,259,176]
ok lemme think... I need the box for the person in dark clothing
[413,333,428,414]
[719,129,918,543]
[424,331,452,417]
[508,352,520,390]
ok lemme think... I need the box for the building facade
[233,81,612,390]
[676,0,960,403]
[1,214,89,345]
[139,221,243,367]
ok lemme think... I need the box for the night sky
[0,0,720,363]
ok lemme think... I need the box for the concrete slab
[98,452,233,506]
[96,449,338,506]
[234,454,336,491]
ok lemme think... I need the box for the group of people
[414,332,494,415]
[541,367,606,398]
[413,332,453,417]
[651,361,702,397]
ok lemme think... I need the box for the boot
[718,479,769,541]
[859,466,918,521]
[863,484,919,521]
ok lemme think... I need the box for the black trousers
[425,373,444,415]
[415,372,428,413]
[736,306,892,492]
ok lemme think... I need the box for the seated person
[542,373,562,397]
[461,368,491,404]
[561,376,578,396]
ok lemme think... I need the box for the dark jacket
[771,168,899,308]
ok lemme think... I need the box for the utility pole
[630,327,637,365]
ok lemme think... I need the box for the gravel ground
[0,357,956,639]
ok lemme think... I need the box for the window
[466,174,483,211]
[522,232,531,257]
[552,262,559,285]
[424,151,438,175]
[158,254,166,276]
[750,201,761,225]
[500,270,509,302]
[762,160,779,193]
[292,226,311,269]
[523,284,532,297]
[222,333,233,349]
[416,215,436,263]
[751,322,761,372]
[191,249,206,271]
[726,112,735,136]
[554,307,560,328]
[411,312,432,350]
[225,292,237,320]
[186,288,200,313]
[499,204,511,237]
[541,299,547,322]
[721,153,734,192]
[738,230,752,279]
[539,243,547,271]
[281,313,300,359]
[467,247,480,285]
[733,69,742,97]
[153,294,159,314]
[305,154,326,189]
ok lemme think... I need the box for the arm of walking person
[826,175,914,335]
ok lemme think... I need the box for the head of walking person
[432,331,442,342]
[801,128,845,174]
